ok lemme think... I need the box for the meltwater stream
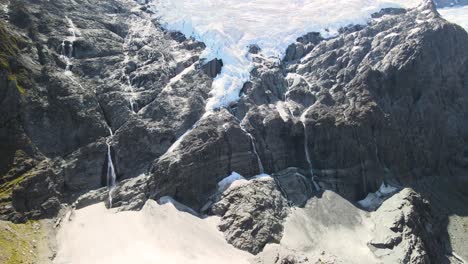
[301,114,321,191]
[121,53,137,113]
[243,127,265,174]
[106,128,117,207]
[60,16,79,75]
[120,17,147,113]
[60,16,117,207]
[236,117,264,174]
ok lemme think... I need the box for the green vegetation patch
[0,22,20,72]
[0,220,43,264]
[6,73,27,95]
[0,21,30,95]
[0,171,34,201]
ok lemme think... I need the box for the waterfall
[59,15,118,207]
[60,16,79,75]
[121,53,137,112]
[301,114,320,191]
[106,128,117,207]
[240,125,264,174]
[119,16,153,113]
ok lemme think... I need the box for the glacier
[149,0,422,110]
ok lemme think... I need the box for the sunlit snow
[439,6,468,31]
[217,172,246,192]
[358,183,399,210]
[149,0,422,110]
[217,172,272,193]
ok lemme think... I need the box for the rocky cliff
[0,0,467,220]
[0,0,468,262]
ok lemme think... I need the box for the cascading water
[121,54,137,112]
[119,16,155,113]
[60,16,79,75]
[106,128,117,207]
[239,124,264,174]
[60,15,117,207]
[301,113,321,191]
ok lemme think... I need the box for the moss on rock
[0,21,31,95]
[0,22,19,73]
[0,220,43,264]
[0,171,34,201]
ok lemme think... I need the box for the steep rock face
[235,2,468,202]
[370,189,449,263]
[250,189,450,264]
[112,62,212,179]
[272,167,315,207]
[0,0,212,220]
[142,1,468,208]
[0,0,467,227]
[212,177,290,255]
[0,0,465,261]
[11,160,63,221]
[150,109,261,209]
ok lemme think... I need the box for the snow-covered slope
[55,201,252,264]
[439,6,468,31]
[149,0,422,110]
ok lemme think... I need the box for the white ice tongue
[149,0,422,110]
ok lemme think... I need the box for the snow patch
[217,172,247,192]
[383,32,400,39]
[55,201,252,264]
[358,182,399,210]
[217,172,272,193]
[149,0,422,111]
[378,182,399,195]
[276,102,292,122]
[407,27,422,37]
[163,63,196,91]
[164,112,208,155]
[253,173,272,180]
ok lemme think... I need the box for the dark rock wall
[235,4,468,202]
[0,0,467,222]
[0,0,211,221]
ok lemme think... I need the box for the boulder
[369,188,449,263]
[272,167,315,207]
[212,176,290,254]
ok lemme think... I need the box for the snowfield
[54,201,252,264]
[149,0,422,110]
[439,6,468,31]
[54,192,379,264]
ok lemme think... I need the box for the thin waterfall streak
[120,17,143,113]
[249,133,265,174]
[106,142,116,207]
[106,128,116,207]
[60,15,118,207]
[61,16,79,75]
[302,120,320,191]
[240,125,264,174]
